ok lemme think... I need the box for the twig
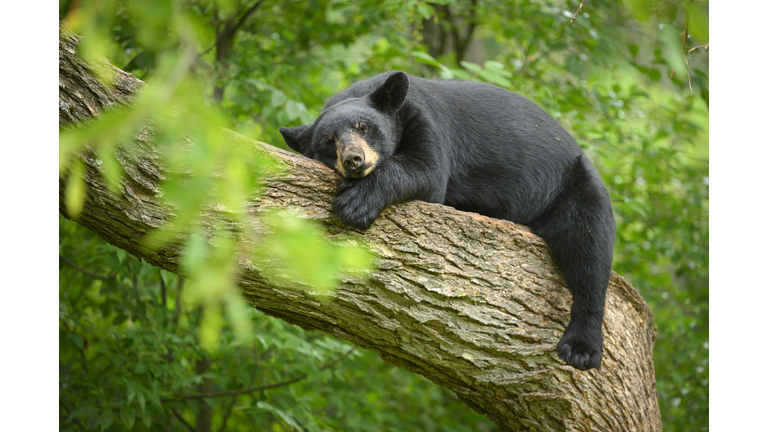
[166,372,306,401]
[160,271,167,308]
[231,0,266,37]
[680,17,693,91]
[59,254,116,280]
[651,0,672,15]
[169,406,196,432]
[318,345,357,370]
[164,346,357,401]
[570,1,586,23]
[217,339,260,432]
[171,277,184,331]
[687,42,708,53]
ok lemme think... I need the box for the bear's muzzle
[335,132,379,178]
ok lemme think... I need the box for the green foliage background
[59,0,708,431]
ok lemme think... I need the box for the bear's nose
[342,152,364,170]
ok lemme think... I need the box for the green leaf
[480,70,512,88]
[685,3,709,41]
[624,0,653,22]
[416,3,433,19]
[661,26,687,75]
[254,210,374,295]
[68,332,84,349]
[256,401,303,430]
[127,382,137,405]
[97,144,124,194]
[199,304,223,352]
[65,159,87,219]
[99,408,115,431]
[640,66,661,82]
[141,407,153,428]
[137,391,146,412]
[70,405,99,419]
[119,408,136,429]
[459,61,484,75]
[224,293,253,344]
[285,99,303,121]
[147,390,163,410]
[116,248,126,263]
[409,50,441,67]
[628,43,639,57]
[270,90,287,107]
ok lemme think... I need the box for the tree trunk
[58,27,663,432]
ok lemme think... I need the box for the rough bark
[58,27,663,432]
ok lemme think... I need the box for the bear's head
[279,71,409,179]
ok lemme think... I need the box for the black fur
[280,71,616,371]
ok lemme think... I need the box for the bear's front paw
[332,178,385,230]
[556,321,603,371]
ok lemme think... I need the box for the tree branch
[58,27,662,432]
[570,1,586,23]
[169,406,197,432]
[59,253,117,280]
[230,0,266,39]
[165,346,357,401]
[687,42,708,53]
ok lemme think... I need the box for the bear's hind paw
[556,332,603,371]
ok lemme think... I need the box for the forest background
[10,0,727,431]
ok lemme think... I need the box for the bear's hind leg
[531,157,616,371]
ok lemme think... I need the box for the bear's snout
[338,146,371,178]
[335,132,380,178]
[342,150,365,170]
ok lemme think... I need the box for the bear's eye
[325,136,335,147]
[357,122,369,135]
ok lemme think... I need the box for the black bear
[280,71,616,371]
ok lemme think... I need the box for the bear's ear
[279,124,312,154]
[370,71,409,114]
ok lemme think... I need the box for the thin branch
[447,0,478,64]
[217,339,259,432]
[164,346,357,401]
[570,1,586,23]
[651,0,672,15]
[171,277,184,331]
[115,34,135,44]
[230,0,266,37]
[687,42,708,53]
[216,0,265,48]
[169,406,196,432]
[318,345,357,370]
[681,17,693,91]
[167,373,306,401]
[59,254,116,280]
[160,271,167,308]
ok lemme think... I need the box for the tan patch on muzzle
[334,131,380,178]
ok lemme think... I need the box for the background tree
[58,1,708,431]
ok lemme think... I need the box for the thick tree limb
[58,27,662,432]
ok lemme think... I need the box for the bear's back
[325,72,581,157]
[322,72,593,223]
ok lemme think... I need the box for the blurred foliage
[59,0,708,431]
[59,216,492,431]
